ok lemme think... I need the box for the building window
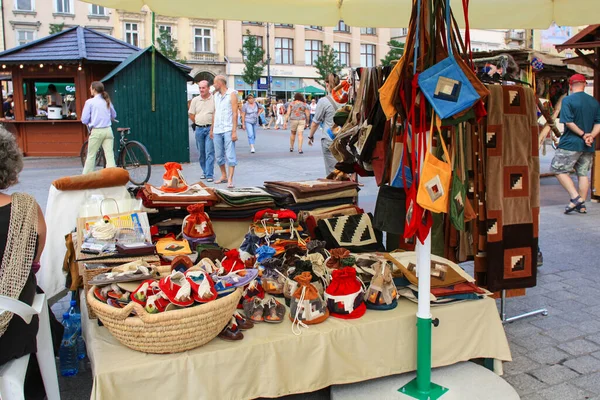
[309,26,322,31]
[398,28,408,36]
[334,21,350,33]
[124,22,139,47]
[361,27,376,35]
[194,28,212,52]
[16,29,35,46]
[242,21,263,26]
[275,37,293,64]
[55,0,72,14]
[305,40,322,66]
[334,42,350,67]
[243,35,263,49]
[275,24,293,28]
[361,44,376,67]
[15,0,34,11]
[89,4,106,15]
[159,25,172,35]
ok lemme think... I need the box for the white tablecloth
[39,185,130,300]
[82,296,511,400]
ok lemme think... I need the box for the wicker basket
[86,287,242,353]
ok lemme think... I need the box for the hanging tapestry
[481,85,539,291]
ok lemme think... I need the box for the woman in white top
[47,84,63,107]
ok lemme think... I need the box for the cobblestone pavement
[12,127,600,399]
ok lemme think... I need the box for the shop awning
[295,85,326,95]
[80,0,600,29]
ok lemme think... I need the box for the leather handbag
[417,116,452,214]
[417,0,479,119]
[374,185,406,235]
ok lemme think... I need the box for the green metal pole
[416,317,432,393]
[151,11,156,112]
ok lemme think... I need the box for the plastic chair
[0,293,61,400]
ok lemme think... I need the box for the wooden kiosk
[0,27,139,156]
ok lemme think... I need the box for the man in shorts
[551,74,600,214]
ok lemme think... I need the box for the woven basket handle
[112,300,149,321]
[100,198,120,216]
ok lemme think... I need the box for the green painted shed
[102,47,192,164]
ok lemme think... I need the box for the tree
[49,23,65,35]
[156,28,186,63]
[239,30,265,92]
[380,39,405,66]
[314,45,342,88]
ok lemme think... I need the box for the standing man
[551,74,600,214]
[188,80,215,182]
[308,73,342,176]
[210,75,238,188]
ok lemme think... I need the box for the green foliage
[156,28,186,63]
[380,39,405,66]
[49,23,65,35]
[239,30,265,90]
[314,45,342,88]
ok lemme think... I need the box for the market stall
[0,27,139,156]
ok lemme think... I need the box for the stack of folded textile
[138,183,219,208]
[385,252,489,306]
[264,179,359,211]
[210,187,276,219]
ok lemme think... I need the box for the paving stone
[530,364,580,385]
[526,347,571,365]
[540,282,575,292]
[520,395,546,400]
[558,340,600,357]
[542,325,586,343]
[513,333,560,351]
[543,290,579,302]
[551,300,589,313]
[537,382,594,400]
[591,351,600,360]
[504,322,543,338]
[561,278,597,289]
[509,342,530,356]
[555,271,587,280]
[563,355,600,375]
[585,333,600,346]
[560,310,595,324]
[537,274,567,284]
[571,372,600,393]
[575,320,600,334]
[530,315,571,331]
[504,354,542,377]
[503,373,546,395]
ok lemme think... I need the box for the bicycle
[80,124,152,186]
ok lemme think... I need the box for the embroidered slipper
[171,255,195,273]
[158,271,194,307]
[145,291,171,314]
[233,310,254,330]
[186,270,218,303]
[220,268,259,288]
[218,316,244,341]
[130,280,160,306]
[263,297,286,324]
[243,297,265,323]
[93,286,108,303]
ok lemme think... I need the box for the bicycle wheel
[119,141,151,185]
[80,141,106,168]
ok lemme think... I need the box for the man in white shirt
[210,75,238,188]
[188,80,215,182]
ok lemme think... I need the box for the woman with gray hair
[0,128,57,399]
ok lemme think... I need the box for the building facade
[2,0,114,50]
[391,28,513,52]
[226,21,391,99]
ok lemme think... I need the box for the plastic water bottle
[59,313,79,376]
[68,300,86,360]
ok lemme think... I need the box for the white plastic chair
[0,293,61,400]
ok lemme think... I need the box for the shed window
[16,29,35,46]
[194,28,212,52]
[15,0,34,11]
[21,79,77,120]
[89,4,106,15]
[124,22,139,47]
[55,0,72,14]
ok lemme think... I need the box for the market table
[81,296,511,400]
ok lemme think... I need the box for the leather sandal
[565,195,584,214]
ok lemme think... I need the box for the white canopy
[82,0,600,29]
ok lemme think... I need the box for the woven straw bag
[87,287,241,354]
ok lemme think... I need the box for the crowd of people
[188,73,344,186]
